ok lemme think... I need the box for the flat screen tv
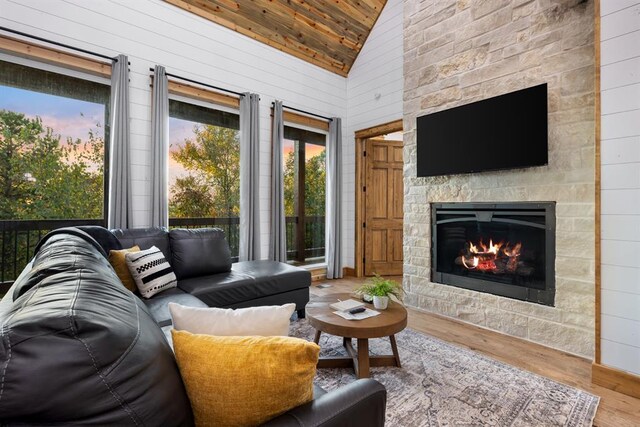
[416,83,548,177]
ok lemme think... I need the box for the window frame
[282,121,328,266]
[0,54,112,224]
[166,93,242,260]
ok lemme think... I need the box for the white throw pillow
[125,246,177,298]
[168,303,296,337]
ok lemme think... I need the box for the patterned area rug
[290,320,599,427]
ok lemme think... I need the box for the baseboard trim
[343,267,356,277]
[309,267,327,282]
[592,362,640,399]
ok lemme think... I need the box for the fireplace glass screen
[432,203,555,306]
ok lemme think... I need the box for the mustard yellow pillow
[171,330,320,427]
[108,246,140,292]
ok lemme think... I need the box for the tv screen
[416,83,548,177]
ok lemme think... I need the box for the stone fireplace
[432,202,555,306]
[403,0,595,357]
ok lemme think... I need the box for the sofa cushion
[172,331,319,427]
[169,228,232,280]
[108,245,140,292]
[126,246,178,298]
[77,225,123,256]
[111,227,172,265]
[142,287,208,327]
[232,260,311,295]
[169,302,296,336]
[178,271,256,307]
[0,230,193,425]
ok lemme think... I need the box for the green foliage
[0,109,104,220]
[356,274,403,298]
[169,125,240,219]
[283,147,326,217]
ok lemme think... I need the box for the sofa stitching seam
[68,270,140,426]
[0,273,46,404]
[104,294,141,376]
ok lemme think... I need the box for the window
[168,99,240,260]
[283,126,326,265]
[0,60,110,221]
[0,59,110,284]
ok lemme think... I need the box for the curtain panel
[150,65,169,228]
[269,101,287,262]
[326,118,343,279]
[107,54,132,229]
[239,93,261,261]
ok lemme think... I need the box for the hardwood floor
[310,278,640,427]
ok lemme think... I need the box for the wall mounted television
[416,83,548,177]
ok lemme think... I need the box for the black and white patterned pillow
[125,246,177,298]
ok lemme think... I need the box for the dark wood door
[364,139,403,276]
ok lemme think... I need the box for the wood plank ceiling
[163,0,388,76]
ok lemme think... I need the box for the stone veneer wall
[403,0,595,357]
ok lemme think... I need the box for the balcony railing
[0,219,105,285]
[0,215,325,286]
[285,215,325,264]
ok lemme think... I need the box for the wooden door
[364,139,403,276]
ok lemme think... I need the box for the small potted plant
[356,274,403,310]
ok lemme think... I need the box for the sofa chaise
[0,227,387,426]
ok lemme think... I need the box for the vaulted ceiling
[164,0,388,77]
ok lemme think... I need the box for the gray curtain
[150,65,169,228]
[326,117,343,279]
[107,54,132,229]
[269,101,287,262]
[239,93,261,261]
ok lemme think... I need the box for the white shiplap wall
[344,0,403,267]
[0,0,347,259]
[600,0,640,375]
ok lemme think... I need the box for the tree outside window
[283,126,326,265]
[168,100,240,259]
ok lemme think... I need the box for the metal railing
[0,215,325,285]
[0,219,105,284]
[285,215,325,264]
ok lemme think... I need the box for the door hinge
[362,222,366,228]
[363,186,366,192]
[363,151,367,157]
[363,257,366,264]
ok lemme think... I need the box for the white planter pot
[363,293,373,303]
[373,295,389,310]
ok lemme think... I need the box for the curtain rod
[151,68,244,98]
[0,26,119,62]
[273,102,332,122]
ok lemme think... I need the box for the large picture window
[0,60,110,221]
[283,126,326,265]
[168,99,240,260]
[0,59,110,283]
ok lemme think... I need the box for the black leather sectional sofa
[0,227,388,426]
[108,226,311,327]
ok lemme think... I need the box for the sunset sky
[0,84,325,186]
[0,85,105,142]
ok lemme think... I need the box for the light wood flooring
[310,277,640,427]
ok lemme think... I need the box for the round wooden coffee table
[306,293,407,379]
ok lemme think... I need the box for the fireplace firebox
[431,202,555,306]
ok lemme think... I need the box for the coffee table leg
[357,338,370,379]
[314,330,321,344]
[390,335,401,368]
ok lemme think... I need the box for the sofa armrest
[262,379,386,427]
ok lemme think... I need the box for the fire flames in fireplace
[457,239,524,274]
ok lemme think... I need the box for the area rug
[290,320,599,427]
